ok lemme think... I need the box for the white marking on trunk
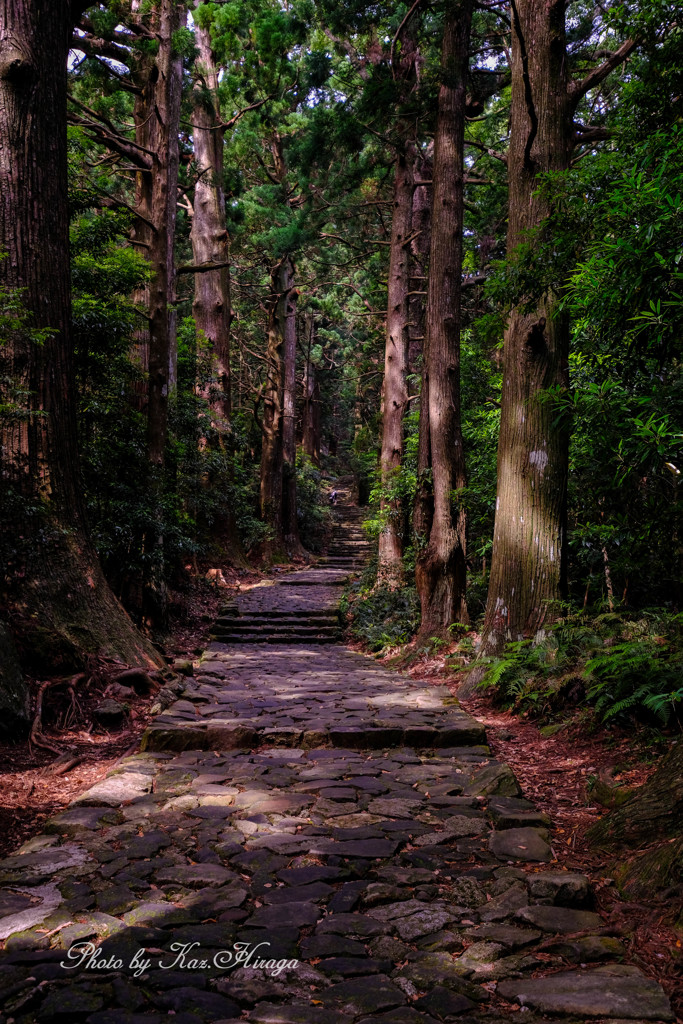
[529,449,548,474]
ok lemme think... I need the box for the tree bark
[415,0,473,634]
[476,0,571,658]
[190,1,231,428]
[0,0,161,671]
[377,149,413,587]
[409,146,432,370]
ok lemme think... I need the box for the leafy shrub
[346,584,420,651]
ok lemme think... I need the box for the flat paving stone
[319,974,407,1014]
[515,903,604,933]
[497,964,674,1019]
[489,827,552,862]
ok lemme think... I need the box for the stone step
[328,541,370,548]
[208,633,342,645]
[329,542,368,549]
[279,576,348,586]
[325,558,366,565]
[325,552,367,559]
[215,614,339,627]
[212,623,341,636]
[221,608,339,619]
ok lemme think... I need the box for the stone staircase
[323,500,373,571]
[209,493,372,646]
[210,604,342,645]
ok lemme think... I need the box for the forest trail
[0,507,675,1023]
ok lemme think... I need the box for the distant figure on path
[329,490,338,506]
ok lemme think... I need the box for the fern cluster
[479,610,683,729]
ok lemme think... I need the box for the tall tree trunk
[190,1,231,428]
[188,3,245,564]
[415,0,473,634]
[477,0,572,657]
[128,0,184,624]
[409,146,433,373]
[0,0,161,671]
[282,257,304,556]
[259,133,302,556]
[412,148,434,548]
[377,149,413,587]
[259,257,291,550]
[130,0,184,467]
[302,315,321,466]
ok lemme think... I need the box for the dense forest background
[0,0,682,756]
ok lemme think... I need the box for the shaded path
[0,504,674,1023]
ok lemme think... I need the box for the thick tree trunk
[377,150,414,586]
[415,1,473,634]
[191,3,231,428]
[476,0,571,658]
[0,0,161,671]
[259,258,292,550]
[188,5,245,565]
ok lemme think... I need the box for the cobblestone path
[0,510,674,1023]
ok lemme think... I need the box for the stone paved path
[0,508,675,1023]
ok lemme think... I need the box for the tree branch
[89,57,142,96]
[462,273,487,289]
[572,123,612,146]
[390,0,425,76]
[72,32,132,66]
[465,139,508,164]
[68,96,153,169]
[176,260,231,276]
[569,38,637,108]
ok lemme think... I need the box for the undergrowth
[474,609,683,730]
[342,575,420,652]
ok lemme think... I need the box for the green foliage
[347,584,420,651]
[294,452,331,553]
[478,610,683,729]
[0,281,54,418]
